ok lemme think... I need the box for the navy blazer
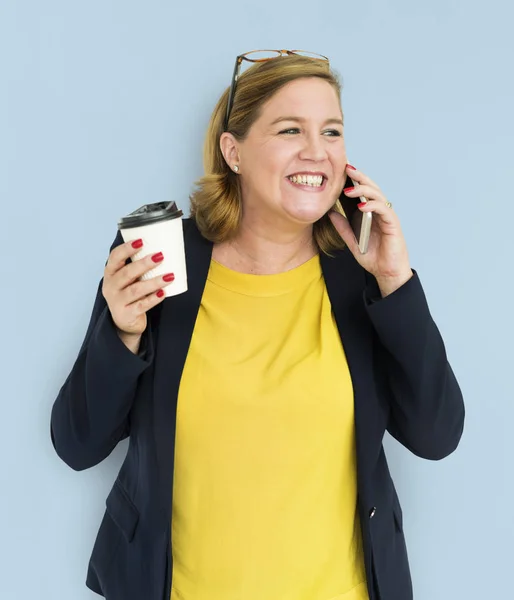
[51,218,465,600]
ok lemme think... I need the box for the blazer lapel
[152,219,213,519]
[320,249,380,499]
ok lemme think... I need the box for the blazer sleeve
[364,270,465,460]
[50,231,155,471]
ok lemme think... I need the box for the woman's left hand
[328,164,413,297]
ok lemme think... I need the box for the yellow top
[171,254,369,600]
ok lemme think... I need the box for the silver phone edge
[358,212,372,254]
[349,176,372,254]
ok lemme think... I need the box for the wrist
[116,329,142,354]
[376,270,413,298]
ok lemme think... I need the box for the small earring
[233,165,239,173]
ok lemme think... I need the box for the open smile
[286,177,327,192]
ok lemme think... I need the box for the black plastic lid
[117,201,183,229]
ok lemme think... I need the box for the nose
[298,132,328,162]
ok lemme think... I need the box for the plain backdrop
[2,1,513,598]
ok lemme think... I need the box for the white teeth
[288,174,324,187]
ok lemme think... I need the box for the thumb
[328,210,358,253]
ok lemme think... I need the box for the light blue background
[2,1,512,598]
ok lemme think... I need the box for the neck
[212,217,317,275]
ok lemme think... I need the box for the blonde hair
[189,54,347,255]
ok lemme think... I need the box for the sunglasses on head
[223,49,330,131]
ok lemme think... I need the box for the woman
[50,51,465,600]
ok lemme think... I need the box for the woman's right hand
[102,239,174,337]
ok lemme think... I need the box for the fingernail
[343,186,355,193]
[358,202,367,208]
[131,239,143,249]
[162,273,175,282]
[152,252,164,263]
[346,164,357,170]
[156,289,165,298]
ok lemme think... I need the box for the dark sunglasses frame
[223,49,329,131]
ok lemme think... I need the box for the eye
[279,128,301,135]
[324,129,342,137]
[278,128,342,137]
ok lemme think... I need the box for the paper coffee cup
[118,201,187,298]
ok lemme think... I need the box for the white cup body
[119,217,187,297]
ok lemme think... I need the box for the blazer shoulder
[320,245,366,281]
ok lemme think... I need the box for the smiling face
[220,77,348,232]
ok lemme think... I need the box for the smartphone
[338,174,372,254]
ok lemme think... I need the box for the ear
[220,132,240,170]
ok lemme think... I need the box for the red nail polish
[156,289,165,298]
[162,273,175,282]
[152,252,164,263]
[358,202,367,208]
[131,239,143,249]
[346,164,356,170]
[343,186,355,193]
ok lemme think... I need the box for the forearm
[364,270,465,459]
[51,306,153,470]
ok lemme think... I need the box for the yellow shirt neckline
[209,254,321,297]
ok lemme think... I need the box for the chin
[286,203,332,225]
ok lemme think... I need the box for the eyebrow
[269,116,344,127]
